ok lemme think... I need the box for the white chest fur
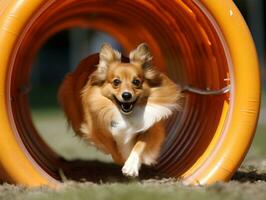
[109,103,175,159]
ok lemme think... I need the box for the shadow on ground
[58,159,266,184]
[232,170,266,183]
[60,159,168,183]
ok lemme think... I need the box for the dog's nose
[122,92,132,101]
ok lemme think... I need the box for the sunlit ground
[31,109,112,162]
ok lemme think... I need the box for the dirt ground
[1,159,266,200]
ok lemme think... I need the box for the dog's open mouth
[113,96,137,114]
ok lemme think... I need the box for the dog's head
[90,43,161,115]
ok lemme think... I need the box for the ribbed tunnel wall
[0,0,259,186]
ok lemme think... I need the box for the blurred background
[28,0,265,162]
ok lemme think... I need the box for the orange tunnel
[0,0,260,186]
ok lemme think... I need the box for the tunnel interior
[7,0,231,183]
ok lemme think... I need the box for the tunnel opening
[7,0,231,183]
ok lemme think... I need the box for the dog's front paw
[122,152,141,177]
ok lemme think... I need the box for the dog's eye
[113,79,121,86]
[132,79,141,87]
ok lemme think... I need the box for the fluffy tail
[57,73,84,135]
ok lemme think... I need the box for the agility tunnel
[0,0,260,186]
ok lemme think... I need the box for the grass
[1,179,266,200]
[0,90,265,200]
[30,109,112,161]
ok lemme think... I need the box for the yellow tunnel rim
[0,0,260,186]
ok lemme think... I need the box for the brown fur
[58,43,181,176]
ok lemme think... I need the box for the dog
[58,43,181,177]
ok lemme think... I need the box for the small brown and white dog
[58,43,181,177]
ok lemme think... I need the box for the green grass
[1,180,266,200]
[30,109,112,161]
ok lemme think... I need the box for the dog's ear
[130,43,161,85]
[98,43,121,73]
[90,43,121,86]
[129,43,152,69]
